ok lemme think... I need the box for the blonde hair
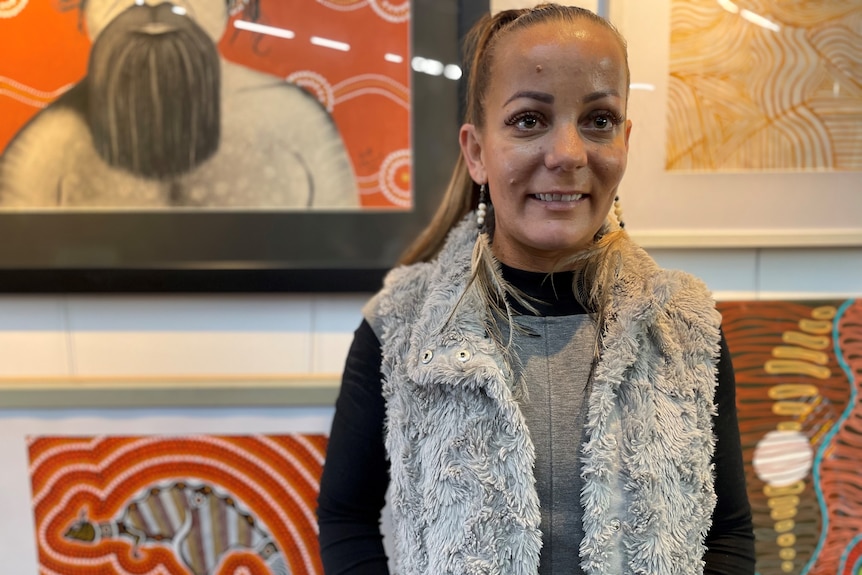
[402,4,632,343]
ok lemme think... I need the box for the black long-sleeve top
[317,267,755,574]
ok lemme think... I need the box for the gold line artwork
[666,1,862,171]
[720,299,862,575]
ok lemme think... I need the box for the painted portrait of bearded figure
[0,0,360,208]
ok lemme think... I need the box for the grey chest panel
[504,314,596,575]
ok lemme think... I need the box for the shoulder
[5,85,89,150]
[620,236,715,307]
[363,216,478,341]
[221,61,333,114]
[362,261,434,341]
[615,235,722,344]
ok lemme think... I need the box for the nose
[544,122,587,171]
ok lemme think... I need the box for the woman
[317,4,755,574]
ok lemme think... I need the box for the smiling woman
[317,4,756,575]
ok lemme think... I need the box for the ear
[459,124,487,185]
[624,118,632,151]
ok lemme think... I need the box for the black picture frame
[0,0,488,293]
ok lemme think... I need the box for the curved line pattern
[0,76,72,99]
[0,78,73,109]
[332,73,408,95]
[667,2,862,170]
[801,299,857,574]
[29,435,326,575]
[838,534,862,574]
[334,88,409,109]
[0,0,27,18]
[368,0,408,23]
[315,0,367,11]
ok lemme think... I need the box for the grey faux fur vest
[364,217,722,575]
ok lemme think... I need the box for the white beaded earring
[614,195,625,229]
[477,184,488,229]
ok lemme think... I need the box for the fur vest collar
[364,217,722,575]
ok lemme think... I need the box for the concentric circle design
[368,0,409,23]
[0,0,29,18]
[378,149,411,207]
[286,70,335,112]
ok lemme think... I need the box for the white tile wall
[759,248,862,299]
[646,248,759,300]
[311,294,369,374]
[0,297,69,376]
[66,295,315,376]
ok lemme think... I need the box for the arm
[704,329,756,574]
[318,320,390,574]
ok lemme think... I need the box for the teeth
[534,193,583,202]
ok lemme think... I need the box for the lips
[139,22,177,34]
[533,193,584,202]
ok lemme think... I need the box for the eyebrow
[502,89,622,107]
[503,91,554,106]
[583,89,622,103]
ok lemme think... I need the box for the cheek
[492,142,541,186]
[591,146,628,182]
[86,2,125,39]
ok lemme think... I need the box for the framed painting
[0,0,487,292]
[610,0,862,248]
[28,434,329,574]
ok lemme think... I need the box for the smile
[533,193,583,202]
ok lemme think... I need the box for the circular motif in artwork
[368,0,409,23]
[752,429,814,487]
[285,71,335,113]
[0,0,29,18]
[378,149,411,208]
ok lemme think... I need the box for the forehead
[490,19,626,84]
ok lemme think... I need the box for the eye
[586,111,623,132]
[505,112,546,131]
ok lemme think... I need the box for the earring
[477,184,488,229]
[614,195,625,229]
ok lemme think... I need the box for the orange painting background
[0,0,410,208]
[29,434,328,575]
[719,299,862,575]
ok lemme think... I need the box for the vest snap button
[421,350,433,364]
[457,349,471,362]
[610,519,621,532]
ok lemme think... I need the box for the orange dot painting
[28,434,328,575]
[719,299,862,575]
[0,0,410,209]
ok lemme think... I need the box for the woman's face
[461,19,632,272]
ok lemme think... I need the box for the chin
[531,229,597,254]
